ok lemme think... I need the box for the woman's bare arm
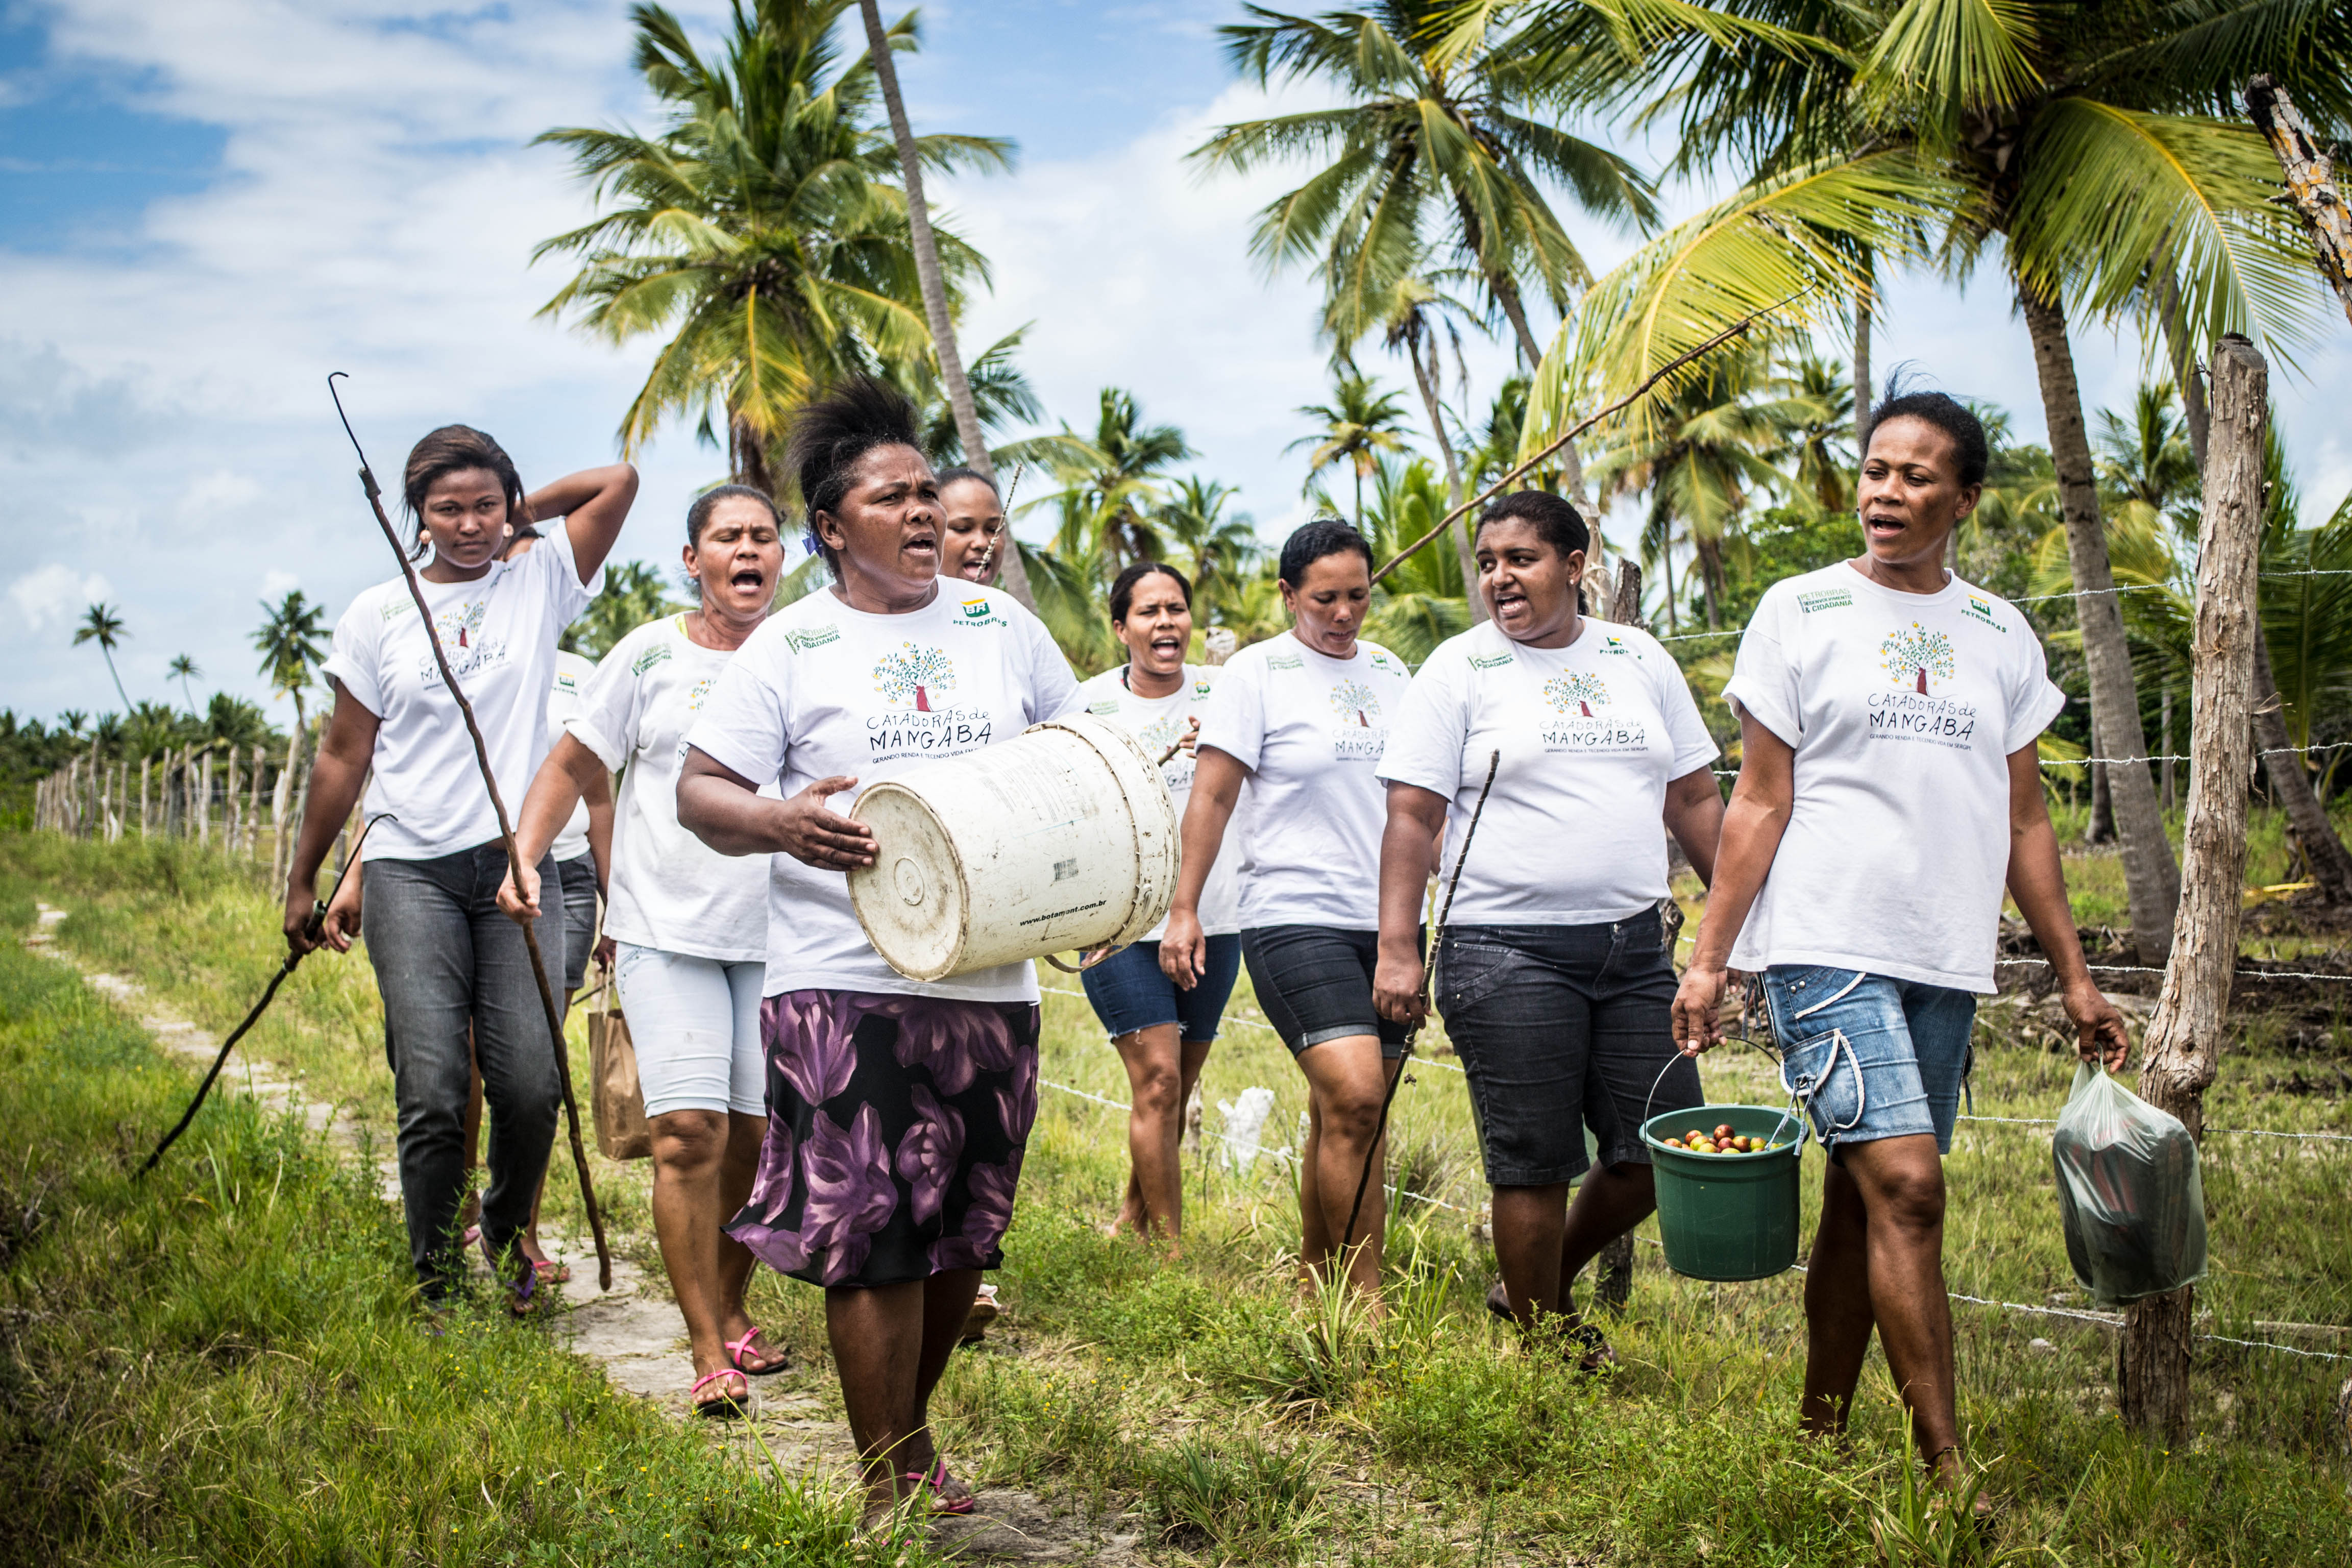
[1660,766,1727,889]
[496,733,609,921]
[1158,745,1248,986]
[283,687,380,955]
[2003,744,2130,1070]
[1374,782,1449,1025]
[676,748,875,868]
[1671,715,1795,1052]
[525,464,638,583]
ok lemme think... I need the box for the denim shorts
[1080,936,1242,1042]
[1760,966,1977,1157]
[1438,911,1699,1185]
[1242,925,1421,1059]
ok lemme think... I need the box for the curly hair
[787,377,924,572]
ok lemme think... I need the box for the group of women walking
[278,374,2126,1522]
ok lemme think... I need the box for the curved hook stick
[1340,748,1501,1257]
[138,815,387,1177]
[325,372,613,1292]
[1368,289,1815,589]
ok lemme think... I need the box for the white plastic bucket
[846,715,1180,982]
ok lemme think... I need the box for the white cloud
[9,564,112,632]
[261,568,300,598]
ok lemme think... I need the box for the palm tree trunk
[856,0,1039,617]
[2155,276,2352,902]
[1853,285,1872,415]
[1471,230,1588,506]
[1695,535,1724,630]
[2020,283,2179,962]
[1405,333,1485,622]
[2086,761,2113,844]
[102,649,130,714]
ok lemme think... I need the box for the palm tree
[1771,354,1855,516]
[561,562,686,660]
[533,0,1009,498]
[1517,0,2343,971]
[74,603,130,713]
[1361,455,1472,665]
[167,654,201,716]
[1191,2,1658,498]
[253,592,328,738]
[1289,370,1415,525]
[853,0,1038,612]
[893,328,1044,467]
[1156,477,1262,629]
[1040,388,1193,574]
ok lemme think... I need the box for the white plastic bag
[2051,1064,2208,1307]
[1216,1086,1278,1172]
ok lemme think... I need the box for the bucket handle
[1043,943,1123,974]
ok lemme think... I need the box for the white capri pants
[612,942,766,1118]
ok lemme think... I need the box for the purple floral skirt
[727,990,1040,1289]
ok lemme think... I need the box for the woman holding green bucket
[1673,390,2128,1499]
[1375,491,1723,1370]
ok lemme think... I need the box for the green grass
[7,829,2352,1565]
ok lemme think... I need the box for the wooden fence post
[2120,334,2268,1440]
[197,747,214,848]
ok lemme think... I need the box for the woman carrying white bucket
[496,484,789,1417]
[677,378,1081,1525]
[1162,519,1415,1301]
[1672,391,2127,1502]
[1374,492,1721,1371]
[1075,560,1242,1244]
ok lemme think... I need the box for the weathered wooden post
[246,745,265,856]
[197,746,214,848]
[2120,335,2267,1440]
[2248,76,2352,328]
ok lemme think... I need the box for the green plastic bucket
[1639,1105,1804,1282]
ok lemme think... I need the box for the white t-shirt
[1196,631,1414,931]
[1723,564,2067,993]
[548,650,596,864]
[1379,619,1719,925]
[1077,663,1241,938]
[570,615,769,964]
[685,582,1084,1001]
[323,524,603,862]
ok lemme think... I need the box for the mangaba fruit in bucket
[1639,1105,1802,1282]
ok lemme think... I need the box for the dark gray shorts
[1436,911,1701,1186]
[1241,924,1422,1059]
[556,853,599,996]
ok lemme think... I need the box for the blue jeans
[362,842,570,1296]
[1080,935,1242,1042]
[1760,966,1976,1157]
[556,852,599,996]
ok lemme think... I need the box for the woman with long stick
[677,379,1081,1524]
[284,426,634,1310]
[498,484,788,1415]
[1162,519,1415,1303]
[1375,492,1721,1369]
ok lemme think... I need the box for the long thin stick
[1340,748,1502,1255]
[138,815,387,1176]
[326,373,612,1292]
[1369,290,1812,587]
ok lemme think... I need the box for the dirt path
[24,902,1147,1562]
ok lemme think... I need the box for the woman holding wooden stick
[497,484,788,1415]
[1162,519,1416,1303]
[284,425,634,1310]
[677,378,1080,1524]
[1375,492,1722,1370]
[1673,391,2127,1499]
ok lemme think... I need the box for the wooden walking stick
[1339,749,1502,1257]
[325,373,613,1292]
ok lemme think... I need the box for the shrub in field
[1139,1433,1326,1559]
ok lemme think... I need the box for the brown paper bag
[587,971,652,1161]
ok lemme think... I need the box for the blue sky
[3,0,2345,726]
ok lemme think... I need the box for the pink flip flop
[903,1460,974,1516]
[727,1325,788,1377]
[690,1367,747,1419]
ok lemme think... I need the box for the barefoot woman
[1673,391,2127,1492]
[1075,561,1241,1242]
[678,379,1081,1522]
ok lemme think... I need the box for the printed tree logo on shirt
[874,643,957,710]
[1139,714,1185,763]
[1330,679,1380,727]
[434,599,487,651]
[1544,671,1610,717]
[1880,622,1956,694]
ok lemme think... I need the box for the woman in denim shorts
[1375,492,1724,1368]
[1674,391,2127,1499]
[1074,561,1243,1243]
[1163,519,1417,1301]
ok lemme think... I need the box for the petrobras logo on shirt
[951,596,1009,628]
[1798,587,1854,614]
[1192,678,1213,700]
[1467,652,1513,670]
[1367,650,1406,676]
[1964,594,2004,631]
[783,624,841,653]
[631,643,673,676]
[1598,633,1638,659]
